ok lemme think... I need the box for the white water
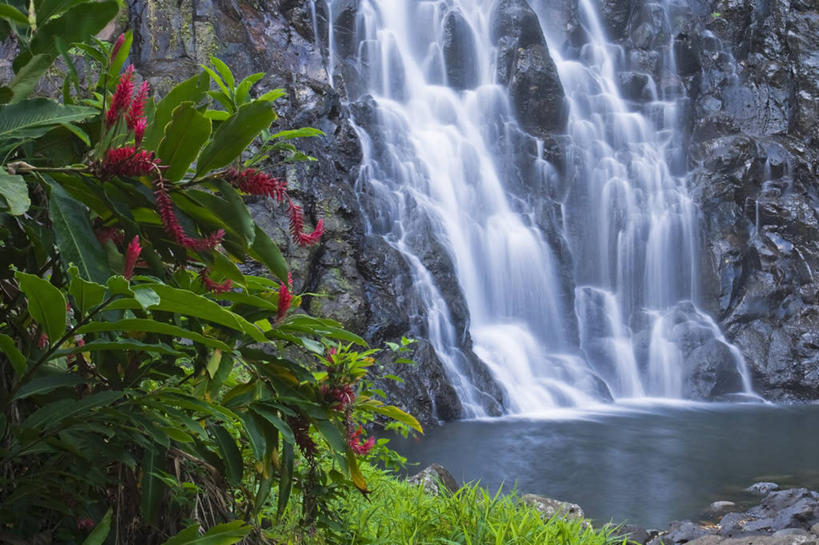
[315,0,754,416]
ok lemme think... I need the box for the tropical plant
[0,4,420,544]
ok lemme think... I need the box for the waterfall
[318,0,754,417]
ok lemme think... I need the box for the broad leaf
[47,180,110,283]
[371,404,424,434]
[276,442,294,521]
[75,319,232,351]
[0,333,26,377]
[211,424,242,486]
[196,101,277,176]
[8,54,52,103]
[0,4,27,25]
[14,271,66,341]
[68,265,106,314]
[15,1,118,71]
[248,224,288,283]
[21,390,123,430]
[14,374,86,400]
[58,339,185,357]
[0,172,30,215]
[144,284,266,342]
[160,520,251,545]
[143,71,210,151]
[141,447,163,525]
[157,102,212,181]
[0,98,96,146]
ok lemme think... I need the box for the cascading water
[314,0,754,417]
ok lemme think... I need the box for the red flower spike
[110,33,125,62]
[106,65,134,128]
[199,269,233,294]
[77,518,95,531]
[123,235,141,280]
[38,333,48,349]
[287,415,318,459]
[227,168,287,202]
[348,427,375,456]
[134,118,147,147]
[321,383,356,411]
[101,146,159,178]
[153,178,224,250]
[277,274,293,321]
[127,81,149,131]
[288,200,324,246]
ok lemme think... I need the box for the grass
[273,467,622,545]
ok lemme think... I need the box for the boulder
[521,494,584,521]
[442,8,479,90]
[407,464,459,495]
[508,44,568,137]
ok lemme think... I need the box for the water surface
[392,402,819,528]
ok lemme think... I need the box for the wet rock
[599,0,632,41]
[490,0,546,51]
[407,464,459,495]
[684,339,745,400]
[748,483,782,496]
[707,501,740,518]
[508,44,568,136]
[611,524,653,545]
[442,8,479,90]
[521,494,584,521]
[649,520,714,545]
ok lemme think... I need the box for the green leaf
[143,71,210,151]
[0,172,30,215]
[258,89,286,102]
[211,424,242,486]
[106,275,132,296]
[248,224,288,283]
[59,121,90,146]
[314,418,347,453]
[214,180,255,245]
[371,405,424,434]
[14,1,119,72]
[0,4,28,25]
[37,0,96,23]
[346,449,368,493]
[281,315,367,346]
[21,390,123,430]
[14,374,86,400]
[203,110,230,121]
[157,102,212,181]
[251,405,294,445]
[0,333,26,377]
[75,319,232,351]
[141,447,163,525]
[68,266,106,314]
[277,442,294,521]
[80,507,112,545]
[58,339,185,357]
[133,286,160,310]
[195,101,277,176]
[47,179,111,283]
[235,72,264,105]
[161,520,251,545]
[269,127,325,141]
[0,99,96,143]
[144,284,266,342]
[206,349,221,379]
[210,57,235,90]
[14,270,66,341]
[8,54,52,103]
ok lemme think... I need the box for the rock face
[127,0,819,424]
[676,0,819,401]
[407,464,459,496]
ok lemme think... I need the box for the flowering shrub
[0,7,419,544]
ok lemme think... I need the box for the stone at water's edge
[521,494,585,521]
[407,464,459,496]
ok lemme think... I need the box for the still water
[392,401,819,528]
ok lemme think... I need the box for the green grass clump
[331,469,618,545]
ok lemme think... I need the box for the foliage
[0,3,420,544]
[277,467,621,545]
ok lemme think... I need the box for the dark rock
[599,0,632,40]
[407,464,459,495]
[508,44,568,136]
[490,0,546,50]
[649,520,714,545]
[442,8,479,90]
[611,524,652,545]
[684,339,745,399]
